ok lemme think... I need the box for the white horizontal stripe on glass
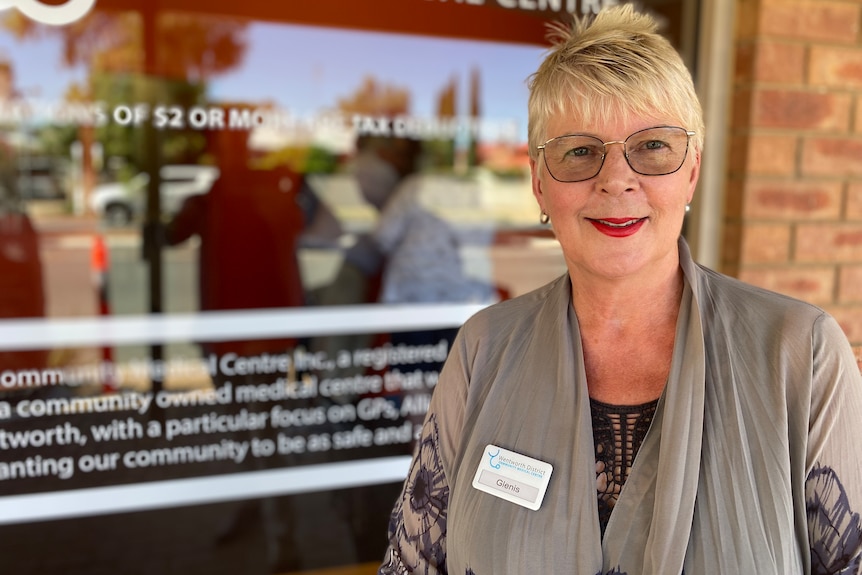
[0,303,487,351]
[0,455,412,525]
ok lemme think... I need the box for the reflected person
[0,146,48,378]
[165,129,307,356]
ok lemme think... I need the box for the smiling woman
[379,5,862,575]
[3,1,854,575]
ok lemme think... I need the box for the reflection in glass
[0,7,570,575]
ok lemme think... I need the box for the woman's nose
[596,143,636,193]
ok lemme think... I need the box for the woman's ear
[530,157,546,213]
[686,150,702,204]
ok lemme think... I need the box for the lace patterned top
[591,397,659,537]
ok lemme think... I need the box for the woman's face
[530,112,701,284]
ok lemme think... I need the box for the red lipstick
[587,217,647,238]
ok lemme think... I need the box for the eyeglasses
[536,125,696,183]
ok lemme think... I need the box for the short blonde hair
[527,5,704,159]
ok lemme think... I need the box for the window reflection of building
[0,2,701,575]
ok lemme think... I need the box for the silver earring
[540,211,550,224]
[685,204,691,213]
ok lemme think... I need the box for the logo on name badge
[471,444,553,511]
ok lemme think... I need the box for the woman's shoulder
[693,263,828,330]
[460,274,569,339]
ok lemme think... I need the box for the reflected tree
[2,8,248,179]
[338,75,411,118]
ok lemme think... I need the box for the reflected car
[16,156,67,201]
[88,165,220,226]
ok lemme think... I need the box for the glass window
[0,2,697,573]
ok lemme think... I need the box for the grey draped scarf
[435,239,857,574]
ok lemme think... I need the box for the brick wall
[726,0,862,369]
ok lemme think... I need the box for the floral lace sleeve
[379,413,450,575]
[807,465,862,574]
[805,314,862,575]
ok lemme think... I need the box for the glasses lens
[625,127,690,176]
[542,135,605,182]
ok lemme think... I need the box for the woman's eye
[642,140,667,150]
[562,145,597,159]
[566,147,590,157]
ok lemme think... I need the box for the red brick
[825,306,862,346]
[759,0,861,44]
[848,184,862,220]
[735,41,755,82]
[801,137,862,177]
[724,180,744,219]
[856,98,862,134]
[722,221,744,274]
[735,40,806,84]
[740,265,835,304]
[741,223,792,263]
[731,89,754,129]
[756,41,807,84]
[743,179,842,220]
[796,223,862,262]
[728,134,797,176]
[736,1,759,40]
[810,46,862,90]
[839,265,862,303]
[751,90,851,131]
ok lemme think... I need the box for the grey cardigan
[381,239,862,575]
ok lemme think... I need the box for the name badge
[471,444,553,511]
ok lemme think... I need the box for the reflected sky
[0,18,544,142]
[209,22,545,134]
[0,31,85,99]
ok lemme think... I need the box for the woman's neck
[572,263,685,405]
[571,266,684,334]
